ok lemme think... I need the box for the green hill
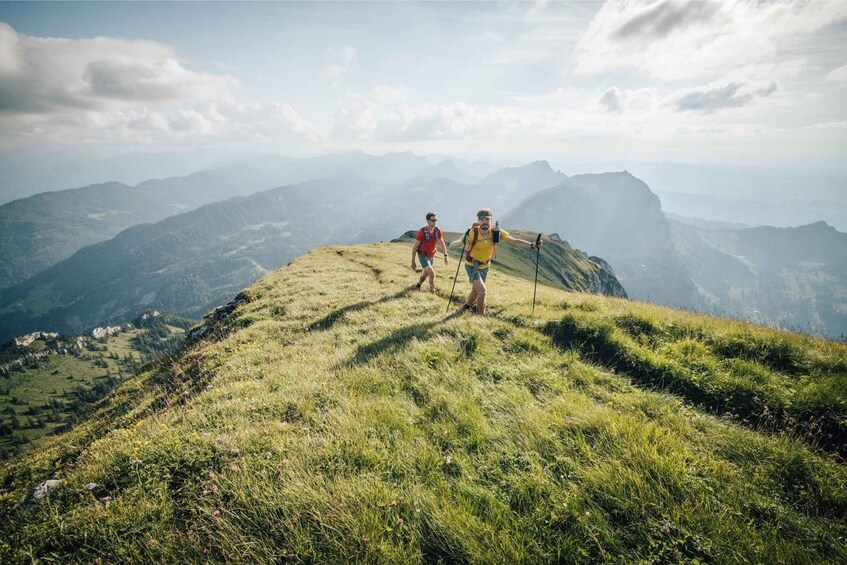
[0,242,845,562]
[0,313,191,460]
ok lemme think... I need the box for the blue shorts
[465,264,489,282]
[418,254,434,269]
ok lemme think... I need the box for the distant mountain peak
[530,160,552,169]
[800,220,834,231]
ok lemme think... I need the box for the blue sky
[1,1,846,171]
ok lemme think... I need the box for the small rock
[22,479,63,510]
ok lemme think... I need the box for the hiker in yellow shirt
[448,208,542,316]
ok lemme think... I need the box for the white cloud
[826,63,847,86]
[807,121,847,129]
[672,80,778,114]
[83,57,236,104]
[324,45,357,89]
[598,87,658,114]
[575,0,847,80]
[0,22,238,114]
[0,22,323,151]
[328,79,807,159]
[600,87,622,112]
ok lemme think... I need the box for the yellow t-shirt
[465,228,509,267]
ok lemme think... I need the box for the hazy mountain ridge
[672,219,847,336]
[0,178,392,342]
[505,172,701,309]
[354,160,566,241]
[505,172,847,338]
[657,190,847,232]
[0,152,484,291]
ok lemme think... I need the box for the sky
[1,0,846,172]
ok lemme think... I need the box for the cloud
[806,121,847,129]
[332,99,534,143]
[0,22,238,115]
[575,0,847,80]
[673,80,778,113]
[596,87,659,115]
[613,0,720,41]
[599,87,622,112]
[83,57,236,104]
[0,22,323,152]
[826,63,847,86]
[324,45,357,89]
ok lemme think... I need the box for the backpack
[464,223,500,264]
[421,226,441,242]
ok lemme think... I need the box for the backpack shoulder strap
[465,227,480,259]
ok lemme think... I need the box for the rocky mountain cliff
[505,173,847,338]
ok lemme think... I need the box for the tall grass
[1,242,845,563]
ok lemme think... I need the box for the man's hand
[411,261,417,270]
[443,255,449,265]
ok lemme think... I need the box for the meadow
[0,241,844,563]
[0,321,186,458]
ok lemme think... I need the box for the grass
[0,241,845,563]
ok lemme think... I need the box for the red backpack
[421,226,441,242]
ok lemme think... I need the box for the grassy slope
[0,242,845,563]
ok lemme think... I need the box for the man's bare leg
[465,287,478,309]
[417,266,433,290]
[473,279,487,316]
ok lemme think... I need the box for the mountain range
[0,161,576,342]
[0,152,482,291]
[506,172,847,338]
[1,152,845,343]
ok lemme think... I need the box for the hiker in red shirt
[411,212,448,292]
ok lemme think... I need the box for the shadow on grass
[309,288,417,332]
[347,310,465,367]
[543,314,847,460]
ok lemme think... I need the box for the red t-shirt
[415,227,441,258]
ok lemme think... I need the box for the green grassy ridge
[404,230,627,298]
[0,242,845,562]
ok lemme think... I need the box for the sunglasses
[428,218,438,222]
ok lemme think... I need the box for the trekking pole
[447,237,467,313]
[531,233,542,315]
